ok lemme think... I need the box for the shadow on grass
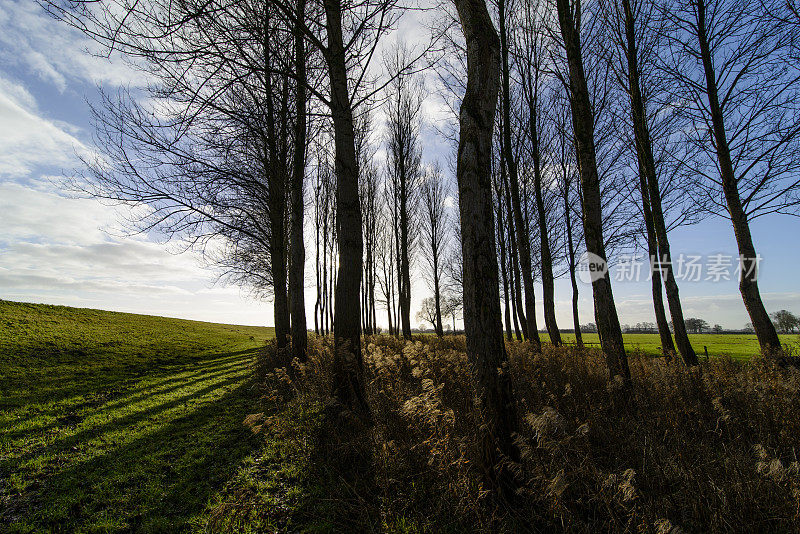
[298,411,381,532]
[1,356,252,444]
[10,360,252,468]
[200,399,384,534]
[1,348,264,532]
[0,347,260,415]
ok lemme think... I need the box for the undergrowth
[229,334,800,533]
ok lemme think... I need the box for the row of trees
[48,0,800,501]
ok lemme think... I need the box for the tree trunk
[555,0,630,380]
[502,161,529,340]
[263,54,290,349]
[639,168,675,357]
[393,206,403,339]
[620,0,694,364]
[563,182,583,348]
[497,192,514,340]
[398,153,413,339]
[370,258,377,334]
[324,0,369,417]
[531,103,561,346]
[498,0,540,351]
[509,253,525,341]
[694,0,782,355]
[508,240,522,340]
[510,237,524,340]
[289,0,308,361]
[269,176,290,350]
[517,25,561,346]
[433,251,444,336]
[315,204,321,335]
[386,267,394,336]
[453,0,520,499]
[321,216,328,336]
[400,227,412,340]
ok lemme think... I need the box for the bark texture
[453,0,520,499]
[324,0,369,417]
[555,0,630,380]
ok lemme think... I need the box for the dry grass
[256,335,800,533]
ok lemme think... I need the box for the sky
[0,0,798,330]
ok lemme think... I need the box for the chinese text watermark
[579,253,762,284]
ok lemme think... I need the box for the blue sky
[0,0,798,329]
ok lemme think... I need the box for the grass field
[0,300,274,532]
[2,299,797,531]
[543,332,799,360]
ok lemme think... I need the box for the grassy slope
[0,300,274,532]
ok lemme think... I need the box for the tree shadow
[9,359,251,467]
[0,347,260,416]
[292,408,382,532]
[2,349,264,532]
[1,355,251,444]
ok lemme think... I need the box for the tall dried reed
[257,335,800,532]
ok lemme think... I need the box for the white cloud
[0,77,36,109]
[0,0,148,90]
[0,179,110,243]
[0,80,87,175]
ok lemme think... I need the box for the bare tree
[295,0,403,416]
[416,297,440,331]
[499,132,530,340]
[313,144,337,336]
[376,210,398,335]
[45,0,312,352]
[322,0,367,416]
[419,164,450,336]
[443,210,465,318]
[551,96,585,348]
[600,0,700,362]
[659,0,800,354]
[453,0,520,499]
[289,0,309,360]
[357,110,380,336]
[498,0,542,349]
[492,146,515,340]
[553,0,631,380]
[385,46,424,340]
[514,0,562,345]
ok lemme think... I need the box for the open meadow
[549,332,799,361]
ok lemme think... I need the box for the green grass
[0,300,275,532]
[543,332,799,360]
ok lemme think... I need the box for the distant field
[0,300,274,532]
[543,332,799,360]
